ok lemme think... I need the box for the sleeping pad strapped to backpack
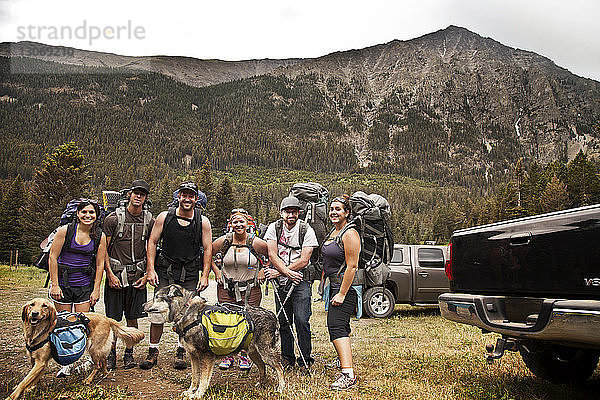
[288,182,330,281]
[335,191,394,287]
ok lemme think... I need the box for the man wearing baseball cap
[103,179,154,370]
[264,196,318,370]
[142,181,213,370]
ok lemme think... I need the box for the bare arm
[145,211,167,287]
[266,239,303,283]
[90,233,107,307]
[198,216,213,291]
[331,229,360,306]
[48,225,67,299]
[211,236,225,282]
[212,236,225,255]
[104,235,122,289]
[251,236,269,257]
[287,246,314,272]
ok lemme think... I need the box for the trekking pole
[271,279,311,374]
[274,280,296,319]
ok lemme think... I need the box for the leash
[270,279,311,374]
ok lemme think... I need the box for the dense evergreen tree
[566,151,600,206]
[197,159,215,219]
[0,175,28,263]
[541,174,570,213]
[23,142,90,262]
[213,177,235,236]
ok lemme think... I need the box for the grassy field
[1,264,599,399]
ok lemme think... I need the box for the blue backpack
[49,311,90,366]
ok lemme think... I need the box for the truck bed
[450,204,600,299]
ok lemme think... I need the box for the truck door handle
[509,232,531,246]
[418,272,429,278]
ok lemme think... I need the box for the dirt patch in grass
[1,265,599,399]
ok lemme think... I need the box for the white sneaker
[330,372,357,390]
[72,359,94,375]
[56,364,73,378]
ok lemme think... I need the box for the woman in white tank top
[211,209,268,371]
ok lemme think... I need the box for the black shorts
[104,283,147,321]
[51,283,93,305]
[156,263,199,292]
[327,286,358,342]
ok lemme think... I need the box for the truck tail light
[445,243,453,281]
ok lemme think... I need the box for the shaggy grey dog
[144,284,285,399]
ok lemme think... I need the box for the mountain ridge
[1,26,598,189]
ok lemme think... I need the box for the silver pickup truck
[363,244,449,318]
[439,204,600,383]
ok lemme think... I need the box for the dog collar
[26,337,49,353]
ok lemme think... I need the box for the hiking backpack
[336,191,394,287]
[49,311,90,366]
[288,182,330,281]
[169,189,208,211]
[35,199,105,275]
[102,189,153,215]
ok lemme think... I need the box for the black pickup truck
[439,204,600,383]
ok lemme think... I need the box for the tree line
[2,142,599,264]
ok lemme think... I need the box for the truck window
[418,248,444,268]
[391,249,403,263]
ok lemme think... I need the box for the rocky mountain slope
[1,26,599,187]
[273,26,600,177]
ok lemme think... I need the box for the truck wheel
[363,287,395,318]
[519,342,600,383]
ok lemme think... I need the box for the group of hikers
[47,179,361,390]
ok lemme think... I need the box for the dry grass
[1,264,599,399]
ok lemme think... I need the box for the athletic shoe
[123,349,137,369]
[326,358,341,369]
[173,347,188,370]
[72,358,94,375]
[139,348,159,370]
[238,355,252,371]
[330,372,357,390]
[218,356,234,370]
[56,364,73,378]
[107,348,117,370]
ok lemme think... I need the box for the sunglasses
[331,197,349,206]
[230,208,249,216]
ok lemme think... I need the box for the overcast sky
[1,0,598,81]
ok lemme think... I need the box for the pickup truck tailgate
[450,205,600,299]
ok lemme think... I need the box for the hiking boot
[281,358,294,371]
[173,347,188,370]
[139,348,159,370]
[238,355,252,371]
[218,356,234,370]
[330,372,357,390]
[123,349,137,369]
[107,348,117,371]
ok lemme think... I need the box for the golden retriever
[7,298,145,400]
